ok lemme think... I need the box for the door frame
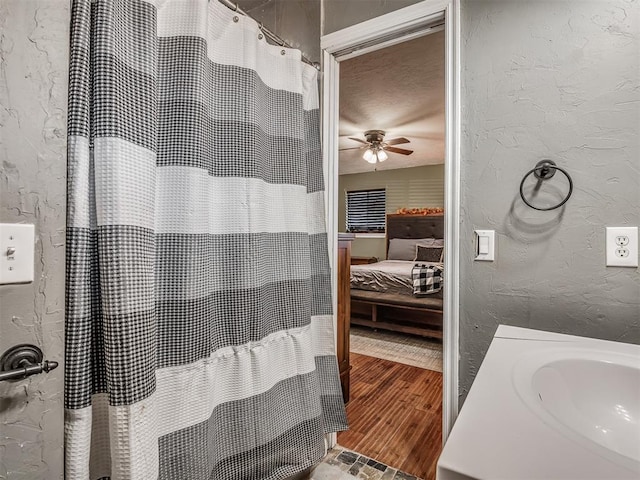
[321,0,461,443]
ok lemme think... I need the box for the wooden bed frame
[350,213,444,339]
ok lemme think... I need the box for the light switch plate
[0,223,35,284]
[606,227,638,267]
[475,229,495,261]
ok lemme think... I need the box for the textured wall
[322,0,419,35]
[239,0,321,63]
[0,1,69,478]
[338,165,445,259]
[459,0,640,400]
[323,0,640,403]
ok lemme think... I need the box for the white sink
[438,326,640,480]
[514,349,640,471]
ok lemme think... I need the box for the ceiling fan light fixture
[344,130,412,165]
[363,148,376,163]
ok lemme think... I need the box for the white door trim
[321,0,461,444]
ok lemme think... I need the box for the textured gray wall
[322,0,640,402]
[459,0,640,400]
[322,0,419,35]
[0,1,69,478]
[239,0,322,63]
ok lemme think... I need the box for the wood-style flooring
[337,353,443,480]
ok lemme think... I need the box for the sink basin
[438,327,640,480]
[514,349,640,470]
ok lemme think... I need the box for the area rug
[350,325,442,372]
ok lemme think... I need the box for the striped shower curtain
[64,0,348,478]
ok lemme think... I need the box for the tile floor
[311,446,422,480]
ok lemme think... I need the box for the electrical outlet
[615,235,630,246]
[615,247,629,258]
[606,227,638,267]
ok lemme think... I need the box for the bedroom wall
[338,165,445,259]
[459,0,640,400]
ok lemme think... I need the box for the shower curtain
[64,0,348,478]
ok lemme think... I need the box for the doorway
[321,0,461,476]
[335,30,446,479]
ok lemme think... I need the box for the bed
[350,214,444,339]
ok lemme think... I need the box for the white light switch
[475,229,495,261]
[478,236,490,255]
[0,223,35,284]
[606,227,638,267]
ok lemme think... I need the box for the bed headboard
[386,214,445,256]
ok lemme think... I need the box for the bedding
[349,214,445,339]
[351,260,444,296]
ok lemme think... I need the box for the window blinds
[346,189,386,232]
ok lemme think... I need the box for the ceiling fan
[340,130,414,164]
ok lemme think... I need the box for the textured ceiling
[339,30,445,175]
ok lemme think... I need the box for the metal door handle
[0,344,58,382]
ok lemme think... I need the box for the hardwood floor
[337,353,443,480]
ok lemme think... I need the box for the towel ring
[519,160,573,211]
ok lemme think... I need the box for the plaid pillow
[412,264,444,295]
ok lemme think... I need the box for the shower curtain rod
[215,0,320,69]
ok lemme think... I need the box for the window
[346,188,386,233]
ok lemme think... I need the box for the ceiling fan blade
[347,137,369,145]
[385,137,410,146]
[384,146,414,155]
[339,146,366,151]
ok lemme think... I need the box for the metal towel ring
[519,160,573,211]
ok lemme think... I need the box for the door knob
[0,344,58,382]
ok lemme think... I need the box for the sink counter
[437,326,640,480]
